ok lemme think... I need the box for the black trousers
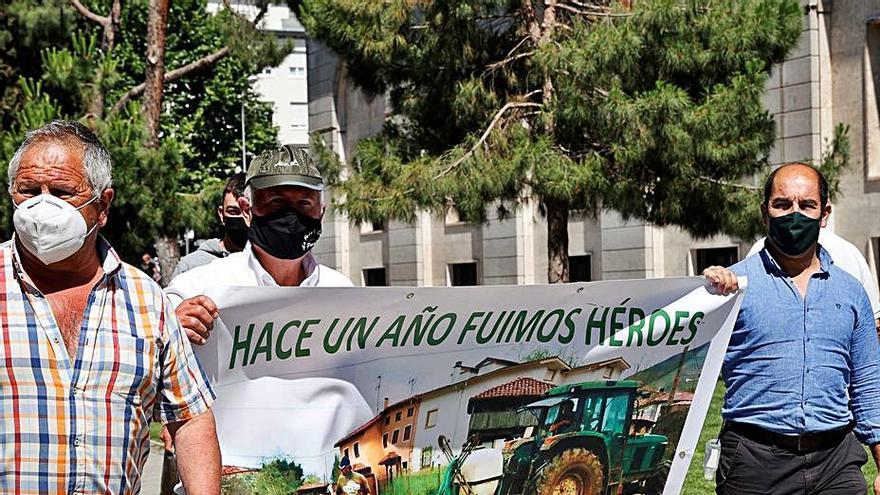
[715,427,868,495]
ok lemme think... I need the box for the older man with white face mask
[0,120,220,494]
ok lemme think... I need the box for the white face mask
[13,193,100,265]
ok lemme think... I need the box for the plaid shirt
[0,238,215,494]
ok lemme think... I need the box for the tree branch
[110,46,231,115]
[485,50,536,73]
[697,176,759,190]
[438,101,543,179]
[108,0,267,116]
[70,0,109,25]
[369,101,543,203]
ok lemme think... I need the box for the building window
[383,433,388,448]
[602,367,613,379]
[407,407,414,417]
[449,262,478,286]
[344,448,349,459]
[403,425,412,441]
[402,461,408,471]
[569,255,592,282]
[262,67,271,74]
[425,409,438,428]
[289,66,306,77]
[288,102,308,132]
[395,411,402,422]
[694,247,739,275]
[867,19,880,179]
[392,429,400,444]
[363,267,387,287]
[354,442,360,458]
[544,369,556,381]
[384,416,390,426]
[421,447,433,468]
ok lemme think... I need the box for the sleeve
[153,294,216,424]
[849,289,880,445]
[854,256,880,320]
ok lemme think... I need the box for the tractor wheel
[535,448,604,495]
[642,460,671,495]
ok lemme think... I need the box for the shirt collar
[759,242,832,277]
[10,234,122,290]
[244,242,320,287]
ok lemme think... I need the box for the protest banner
[195,276,743,494]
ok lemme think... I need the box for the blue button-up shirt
[724,246,880,444]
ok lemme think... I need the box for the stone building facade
[307,0,880,289]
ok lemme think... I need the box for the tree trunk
[546,199,569,283]
[143,0,170,147]
[88,0,122,118]
[154,234,179,287]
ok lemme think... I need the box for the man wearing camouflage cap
[165,145,371,469]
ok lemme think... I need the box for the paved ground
[141,441,165,495]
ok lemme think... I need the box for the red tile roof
[472,377,554,400]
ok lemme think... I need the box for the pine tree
[299,0,844,283]
[0,0,286,275]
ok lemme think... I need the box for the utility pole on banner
[375,375,382,413]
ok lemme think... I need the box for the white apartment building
[208,1,310,148]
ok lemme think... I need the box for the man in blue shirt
[704,162,880,494]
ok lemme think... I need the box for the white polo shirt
[747,230,880,319]
[165,244,372,472]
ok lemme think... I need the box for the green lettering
[667,311,689,346]
[559,309,581,344]
[250,322,274,365]
[585,307,609,345]
[537,309,565,343]
[376,315,405,348]
[428,313,457,346]
[458,312,485,345]
[680,311,704,345]
[323,318,347,354]
[275,320,300,360]
[626,308,646,346]
[506,310,545,343]
[229,323,254,370]
[297,319,319,357]
[646,310,671,346]
[608,306,626,347]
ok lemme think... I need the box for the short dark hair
[762,162,828,208]
[223,172,246,199]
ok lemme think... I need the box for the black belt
[724,421,853,453]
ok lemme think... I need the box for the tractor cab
[495,381,669,495]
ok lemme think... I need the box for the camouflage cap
[245,145,324,191]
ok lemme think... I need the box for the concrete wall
[305,0,880,289]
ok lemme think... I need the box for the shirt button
[74,437,80,446]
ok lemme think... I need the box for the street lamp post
[241,75,259,171]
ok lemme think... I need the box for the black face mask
[222,215,249,249]
[768,211,821,257]
[247,209,322,260]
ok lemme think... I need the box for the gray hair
[8,120,113,195]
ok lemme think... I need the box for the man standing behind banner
[173,173,251,278]
[747,230,880,328]
[704,162,880,495]
[0,120,220,494]
[166,145,371,468]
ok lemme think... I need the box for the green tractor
[493,380,669,495]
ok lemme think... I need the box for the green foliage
[299,0,840,275]
[253,458,305,495]
[383,468,443,495]
[0,0,285,259]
